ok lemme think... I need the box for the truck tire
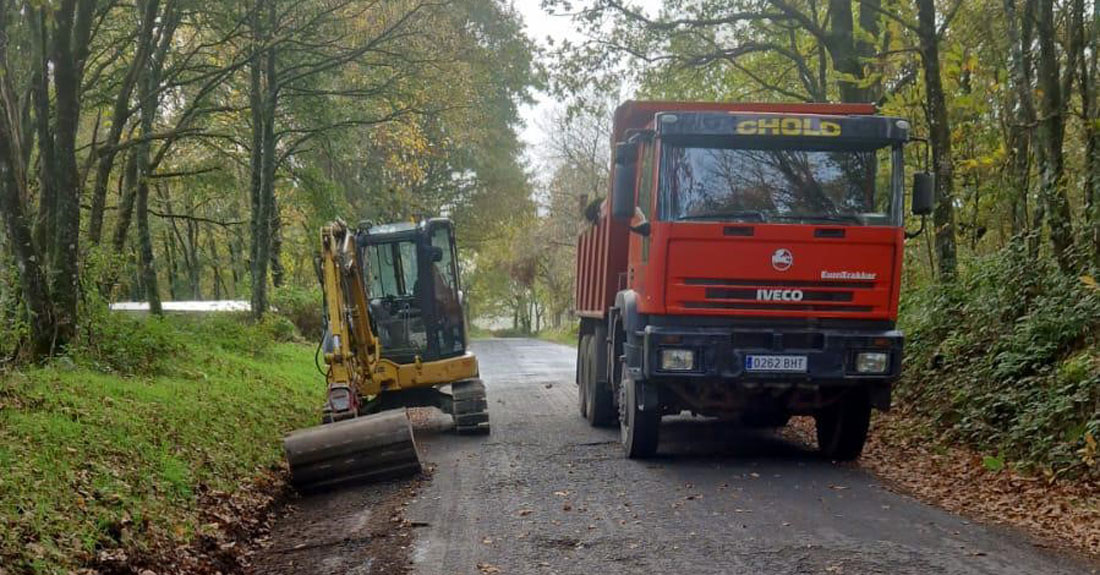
[815,391,871,461]
[619,372,659,458]
[577,334,589,418]
[585,328,616,427]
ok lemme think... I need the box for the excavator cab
[357,219,467,364]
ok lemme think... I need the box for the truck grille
[677,277,878,314]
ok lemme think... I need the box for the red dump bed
[574,100,879,319]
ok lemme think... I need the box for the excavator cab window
[428,225,465,357]
[364,239,428,360]
[360,219,466,363]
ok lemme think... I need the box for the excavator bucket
[283,409,421,492]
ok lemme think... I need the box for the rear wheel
[585,328,616,427]
[577,334,590,418]
[815,391,871,460]
[619,370,659,458]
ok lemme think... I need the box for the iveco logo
[757,289,804,301]
[771,248,793,271]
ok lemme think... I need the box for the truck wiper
[678,211,765,222]
[772,214,863,225]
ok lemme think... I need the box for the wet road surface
[405,338,1095,575]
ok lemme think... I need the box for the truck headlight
[660,348,695,371]
[855,352,889,374]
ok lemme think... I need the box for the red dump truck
[574,101,932,459]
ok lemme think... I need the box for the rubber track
[451,379,491,435]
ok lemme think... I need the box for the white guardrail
[109,300,252,313]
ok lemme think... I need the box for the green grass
[468,322,579,347]
[535,326,578,347]
[0,316,323,573]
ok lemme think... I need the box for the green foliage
[536,325,579,347]
[899,244,1100,477]
[70,312,185,376]
[0,316,322,574]
[272,284,324,339]
[0,257,29,361]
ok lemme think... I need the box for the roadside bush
[898,244,1100,477]
[71,311,185,375]
[272,284,324,339]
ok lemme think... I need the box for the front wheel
[619,371,659,458]
[814,391,871,461]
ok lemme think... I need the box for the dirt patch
[785,413,1100,559]
[246,472,428,575]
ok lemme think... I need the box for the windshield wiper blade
[772,214,863,224]
[678,210,765,222]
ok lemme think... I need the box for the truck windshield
[659,142,897,225]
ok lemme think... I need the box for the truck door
[629,140,656,299]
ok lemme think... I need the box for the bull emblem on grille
[771,248,793,272]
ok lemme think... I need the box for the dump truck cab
[575,101,931,459]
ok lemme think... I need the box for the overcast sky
[513,0,660,165]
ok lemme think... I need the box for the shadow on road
[651,415,822,462]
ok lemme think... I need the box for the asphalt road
[404,338,1096,575]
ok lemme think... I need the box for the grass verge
[0,315,323,574]
[534,327,578,347]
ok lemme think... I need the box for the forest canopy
[0,0,536,360]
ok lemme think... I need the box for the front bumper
[641,324,903,383]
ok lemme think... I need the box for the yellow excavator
[283,218,489,491]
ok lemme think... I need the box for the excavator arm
[318,221,381,418]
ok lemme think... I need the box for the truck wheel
[577,334,589,418]
[619,372,659,458]
[815,392,871,461]
[585,330,616,427]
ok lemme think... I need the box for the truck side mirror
[912,172,934,216]
[611,142,638,221]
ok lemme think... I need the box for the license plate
[744,355,808,373]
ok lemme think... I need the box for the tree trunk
[208,229,227,300]
[1078,0,1100,267]
[49,0,96,346]
[30,8,56,258]
[0,8,54,358]
[271,193,285,289]
[1003,0,1037,238]
[857,0,883,103]
[111,152,139,252]
[162,232,178,301]
[827,0,871,102]
[88,0,158,245]
[916,0,958,281]
[249,0,279,319]
[135,0,163,315]
[1035,0,1075,271]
